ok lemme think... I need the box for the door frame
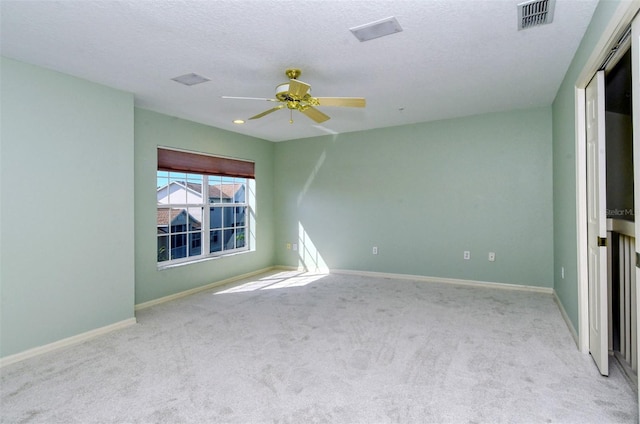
[576,1,639,357]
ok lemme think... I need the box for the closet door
[586,70,609,376]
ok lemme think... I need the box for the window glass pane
[210,230,222,253]
[219,176,234,204]
[236,227,246,248]
[157,208,170,234]
[223,207,234,228]
[168,172,188,204]
[208,175,222,203]
[188,208,202,231]
[234,182,246,203]
[171,233,187,259]
[189,232,201,256]
[157,172,169,206]
[188,208,202,257]
[186,173,201,183]
[170,209,188,233]
[235,206,246,226]
[210,208,222,229]
[186,174,202,200]
[224,229,235,250]
[231,210,238,228]
[158,236,169,262]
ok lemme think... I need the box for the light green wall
[274,107,554,288]
[552,0,621,332]
[134,109,275,304]
[0,57,135,358]
[2,0,620,357]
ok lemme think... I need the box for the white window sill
[157,249,252,271]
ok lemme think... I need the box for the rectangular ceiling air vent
[518,0,555,30]
[350,17,403,42]
[171,73,210,86]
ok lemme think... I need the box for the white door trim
[576,86,589,353]
[575,0,640,355]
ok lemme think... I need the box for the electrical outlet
[373,246,378,255]
[488,252,496,262]
[464,251,470,260]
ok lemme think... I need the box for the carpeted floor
[1,270,637,423]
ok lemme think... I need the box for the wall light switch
[292,244,298,251]
[286,243,291,250]
[488,252,496,262]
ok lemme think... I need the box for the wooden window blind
[158,148,255,179]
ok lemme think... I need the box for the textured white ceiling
[0,0,598,142]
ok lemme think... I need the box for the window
[157,148,254,266]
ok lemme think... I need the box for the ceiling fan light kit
[223,68,365,125]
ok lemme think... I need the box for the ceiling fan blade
[315,97,366,108]
[249,104,285,120]
[300,106,330,123]
[222,96,279,102]
[288,79,311,99]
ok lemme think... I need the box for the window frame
[156,148,254,268]
[206,175,250,258]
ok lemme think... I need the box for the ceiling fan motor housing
[275,83,312,107]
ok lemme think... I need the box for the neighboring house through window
[156,148,255,266]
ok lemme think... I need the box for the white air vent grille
[518,0,555,30]
[171,73,210,86]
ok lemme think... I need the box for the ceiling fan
[222,68,366,124]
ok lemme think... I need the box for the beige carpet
[1,270,637,423]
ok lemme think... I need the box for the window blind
[158,148,255,179]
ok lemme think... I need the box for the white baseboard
[553,290,580,348]
[0,317,137,368]
[135,266,277,310]
[329,268,555,294]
